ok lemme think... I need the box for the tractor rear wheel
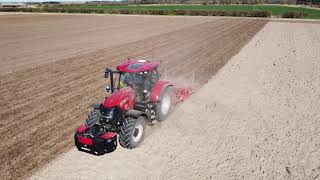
[156,87,171,121]
[119,116,145,149]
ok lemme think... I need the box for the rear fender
[150,80,172,102]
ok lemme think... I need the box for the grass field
[58,4,320,19]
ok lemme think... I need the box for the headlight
[106,108,114,119]
[104,124,112,130]
[99,108,115,125]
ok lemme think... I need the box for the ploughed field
[0,14,267,180]
[32,21,320,180]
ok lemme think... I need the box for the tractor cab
[106,59,160,102]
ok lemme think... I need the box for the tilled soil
[0,14,213,74]
[0,14,267,180]
[32,21,320,180]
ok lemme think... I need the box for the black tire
[119,116,145,149]
[155,87,172,121]
[86,109,101,127]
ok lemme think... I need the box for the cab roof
[116,59,160,73]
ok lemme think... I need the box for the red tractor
[75,59,191,155]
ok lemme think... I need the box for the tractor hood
[103,87,135,110]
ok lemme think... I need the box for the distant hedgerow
[282,11,305,18]
[0,7,271,18]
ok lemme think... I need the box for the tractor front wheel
[86,108,101,127]
[119,117,145,149]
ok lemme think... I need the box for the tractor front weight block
[74,131,117,156]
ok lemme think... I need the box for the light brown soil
[0,14,267,180]
[32,22,320,180]
[0,14,213,74]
